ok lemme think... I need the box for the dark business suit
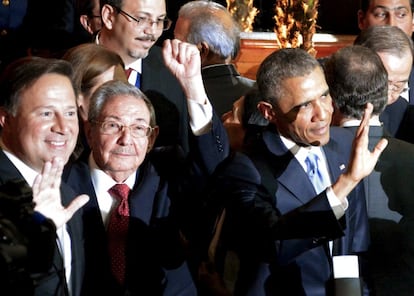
[201,64,256,116]
[346,125,414,296]
[408,66,414,105]
[64,116,229,295]
[395,104,414,144]
[238,126,369,296]
[380,97,408,136]
[0,149,84,296]
[142,45,190,154]
[208,151,349,295]
[380,67,414,142]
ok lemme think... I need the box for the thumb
[372,138,388,159]
[64,194,89,222]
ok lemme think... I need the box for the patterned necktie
[107,183,130,285]
[125,68,141,88]
[305,152,327,194]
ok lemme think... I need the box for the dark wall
[252,0,360,34]
[317,0,360,34]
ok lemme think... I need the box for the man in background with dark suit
[174,0,256,117]
[326,44,414,296]
[357,0,414,106]
[354,25,414,139]
[0,57,89,295]
[97,0,192,153]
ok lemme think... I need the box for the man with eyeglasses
[358,0,414,103]
[64,40,230,295]
[97,0,192,154]
[354,25,414,140]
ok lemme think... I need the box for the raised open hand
[32,158,89,228]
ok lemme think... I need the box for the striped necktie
[125,68,141,88]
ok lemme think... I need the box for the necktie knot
[305,152,319,177]
[125,68,141,88]
[305,152,327,194]
[108,183,130,216]
[125,67,133,78]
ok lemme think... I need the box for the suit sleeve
[211,152,345,262]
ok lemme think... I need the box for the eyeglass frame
[111,5,172,31]
[388,79,409,95]
[92,120,154,138]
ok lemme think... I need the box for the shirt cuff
[187,98,213,136]
[326,186,349,219]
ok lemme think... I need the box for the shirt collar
[341,118,382,127]
[279,134,323,165]
[126,59,142,74]
[88,154,136,193]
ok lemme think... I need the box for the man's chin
[130,45,153,60]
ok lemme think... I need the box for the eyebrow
[133,11,167,19]
[294,89,330,109]
[103,116,148,122]
[372,5,410,10]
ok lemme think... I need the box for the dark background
[165,0,360,35]
[252,0,360,34]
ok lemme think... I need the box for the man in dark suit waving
[230,48,378,295]
[0,57,89,296]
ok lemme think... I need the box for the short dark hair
[100,0,123,10]
[324,45,388,119]
[77,0,99,16]
[256,48,321,105]
[0,56,76,115]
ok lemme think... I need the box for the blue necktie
[135,71,141,88]
[305,152,327,194]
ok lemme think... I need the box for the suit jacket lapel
[323,138,346,183]
[262,130,321,205]
[129,160,161,225]
[0,149,25,183]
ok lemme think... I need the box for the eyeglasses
[113,6,172,31]
[93,120,154,138]
[388,80,409,95]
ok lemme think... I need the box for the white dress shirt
[280,135,348,219]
